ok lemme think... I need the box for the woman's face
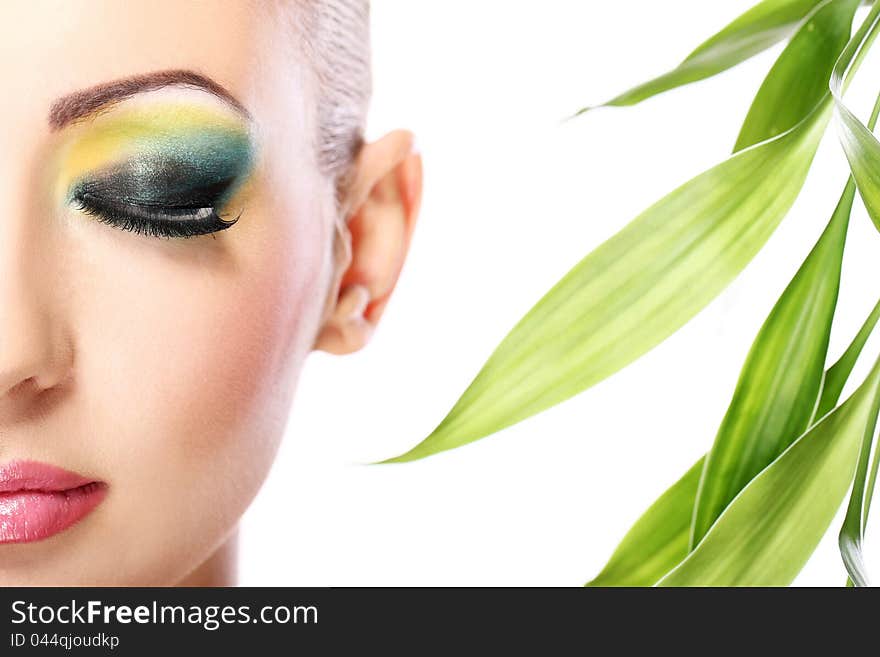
[0,1,338,584]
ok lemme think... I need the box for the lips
[0,460,107,544]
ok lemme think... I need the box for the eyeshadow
[54,100,255,213]
[70,130,253,210]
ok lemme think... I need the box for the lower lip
[0,482,107,545]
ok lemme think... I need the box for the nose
[0,278,72,398]
[0,69,76,417]
[0,216,74,405]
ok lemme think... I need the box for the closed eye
[73,190,240,239]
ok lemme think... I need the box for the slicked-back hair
[290,0,372,212]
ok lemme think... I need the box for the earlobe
[313,130,422,355]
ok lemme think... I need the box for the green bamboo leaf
[587,176,864,587]
[735,0,861,149]
[574,0,824,117]
[822,4,880,585]
[381,113,828,463]
[844,401,880,585]
[817,298,880,418]
[841,400,880,587]
[381,0,859,464]
[586,298,880,586]
[829,298,880,587]
[813,0,880,418]
[689,179,855,548]
[585,458,703,587]
[657,355,880,586]
[831,1,880,232]
[838,383,880,586]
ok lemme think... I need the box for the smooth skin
[0,1,421,585]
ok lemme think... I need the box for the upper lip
[0,460,99,493]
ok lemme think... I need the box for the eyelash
[72,191,241,239]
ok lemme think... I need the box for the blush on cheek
[71,202,328,584]
[146,230,319,483]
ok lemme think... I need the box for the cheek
[66,192,329,581]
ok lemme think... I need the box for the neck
[176,530,238,587]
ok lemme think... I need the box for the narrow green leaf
[818,301,878,587]
[842,404,880,586]
[817,298,880,418]
[823,7,880,582]
[381,110,828,463]
[574,0,824,116]
[585,458,703,587]
[844,379,880,587]
[831,1,880,232]
[735,0,861,150]
[587,172,863,586]
[689,179,855,548]
[381,0,860,464]
[657,355,880,586]
[583,3,862,584]
[588,290,880,586]
[838,384,880,586]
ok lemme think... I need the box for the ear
[313,129,423,355]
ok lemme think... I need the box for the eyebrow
[48,69,250,131]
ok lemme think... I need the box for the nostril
[2,369,70,399]
[0,336,76,399]
[4,376,40,397]
[0,373,73,425]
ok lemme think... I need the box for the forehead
[0,1,308,151]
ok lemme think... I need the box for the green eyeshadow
[70,128,254,210]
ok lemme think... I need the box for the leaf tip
[372,441,432,465]
[562,105,596,123]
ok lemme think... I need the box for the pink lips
[0,460,106,544]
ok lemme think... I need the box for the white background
[240,1,880,586]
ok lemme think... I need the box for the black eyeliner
[73,191,240,239]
